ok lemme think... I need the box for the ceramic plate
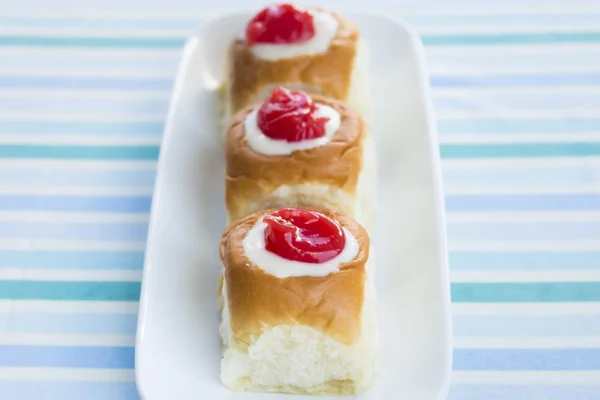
[136,12,452,400]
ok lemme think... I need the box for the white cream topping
[242,217,359,278]
[250,10,339,61]
[244,102,341,156]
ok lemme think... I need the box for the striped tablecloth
[1,1,600,399]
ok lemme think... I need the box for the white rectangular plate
[136,12,452,400]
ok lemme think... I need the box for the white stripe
[454,336,600,349]
[437,111,600,119]
[0,69,176,79]
[0,46,181,57]
[452,371,600,385]
[429,64,600,74]
[0,367,135,382]
[3,24,600,37]
[0,89,170,100]
[426,43,600,56]
[0,111,166,120]
[439,133,600,145]
[449,240,600,251]
[451,270,600,283]
[407,25,600,34]
[442,157,600,169]
[0,333,135,346]
[447,212,600,223]
[1,5,599,17]
[0,160,158,169]
[0,186,154,195]
[0,300,139,313]
[0,27,191,37]
[434,87,600,97]
[453,302,600,316]
[0,135,163,146]
[0,269,142,281]
[443,185,600,195]
[0,240,146,251]
[0,212,149,223]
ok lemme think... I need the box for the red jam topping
[263,208,346,264]
[245,4,316,45]
[257,87,329,142]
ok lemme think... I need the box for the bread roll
[224,89,377,228]
[221,4,371,126]
[219,207,379,395]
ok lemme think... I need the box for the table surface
[1,0,600,399]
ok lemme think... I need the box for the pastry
[221,3,371,125]
[219,207,379,395]
[224,87,377,228]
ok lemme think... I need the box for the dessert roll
[225,87,377,228]
[219,207,379,395]
[222,3,371,124]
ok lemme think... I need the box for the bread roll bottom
[228,135,377,229]
[219,250,379,395]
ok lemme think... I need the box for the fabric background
[0,0,599,398]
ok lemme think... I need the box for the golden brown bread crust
[219,208,370,347]
[227,11,359,114]
[225,94,365,221]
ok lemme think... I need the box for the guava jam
[263,208,346,263]
[257,87,328,142]
[245,4,315,45]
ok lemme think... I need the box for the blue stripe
[432,73,600,87]
[0,120,163,136]
[454,349,600,370]
[0,195,152,212]
[453,315,600,337]
[0,250,144,269]
[0,281,141,301]
[423,32,600,46]
[0,76,173,91]
[0,97,169,115]
[0,313,137,334]
[448,221,600,241]
[446,194,600,212]
[442,164,600,187]
[448,385,600,400]
[440,143,600,158]
[0,222,147,241]
[0,167,156,187]
[0,382,139,400]
[450,251,600,270]
[0,345,134,368]
[451,282,600,302]
[438,117,600,134]
[0,145,160,160]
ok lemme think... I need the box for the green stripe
[440,143,600,159]
[0,36,185,49]
[452,282,600,302]
[422,32,600,46]
[2,32,599,49]
[0,145,159,160]
[1,143,596,161]
[0,281,140,301]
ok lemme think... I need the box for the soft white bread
[218,208,379,395]
[224,94,377,228]
[221,8,371,126]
